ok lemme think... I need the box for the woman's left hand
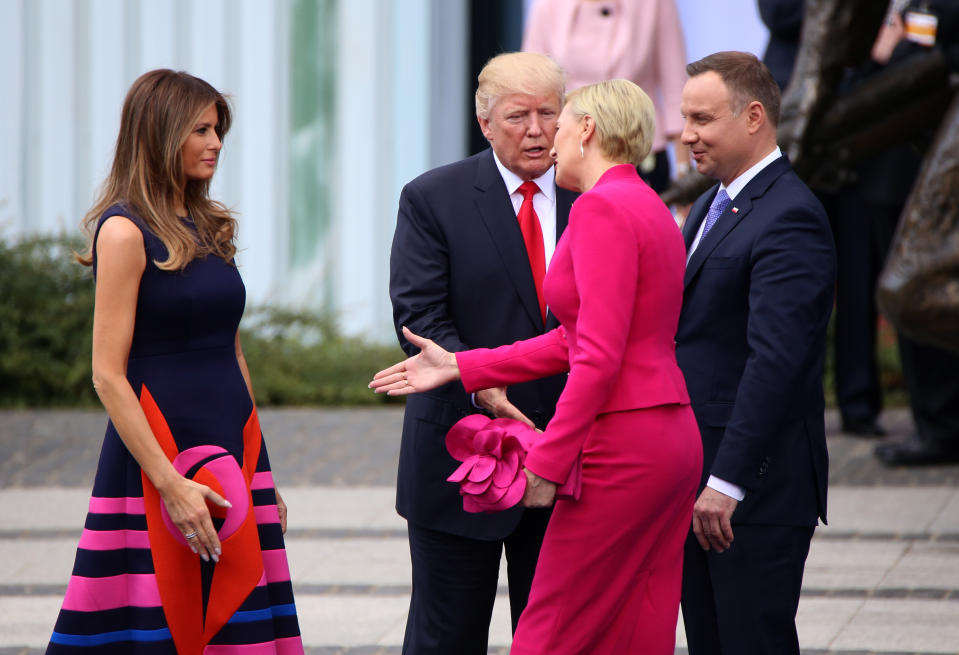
[522,469,557,508]
[275,487,288,534]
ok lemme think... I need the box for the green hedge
[0,236,98,406]
[0,235,402,407]
[239,308,404,406]
[1,235,906,409]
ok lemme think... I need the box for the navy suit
[389,148,575,654]
[676,155,836,655]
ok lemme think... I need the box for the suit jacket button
[758,458,769,477]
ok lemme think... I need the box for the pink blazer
[457,165,690,484]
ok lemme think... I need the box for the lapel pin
[731,207,739,214]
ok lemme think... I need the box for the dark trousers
[681,524,814,655]
[402,508,551,655]
[899,337,959,448]
[832,190,896,425]
[833,188,959,445]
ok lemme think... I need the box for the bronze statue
[877,93,959,354]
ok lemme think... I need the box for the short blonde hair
[475,52,565,120]
[565,79,655,166]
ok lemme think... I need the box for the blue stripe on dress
[228,603,298,623]
[50,627,172,646]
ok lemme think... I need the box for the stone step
[2,486,958,654]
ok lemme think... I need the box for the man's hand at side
[692,486,738,552]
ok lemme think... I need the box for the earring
[580,141,585,158]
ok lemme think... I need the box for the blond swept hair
[475,52,565,120]
[77,69,236,271]
[566,79,656,167]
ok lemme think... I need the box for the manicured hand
[370,326,460,395]
[159,476,232,563]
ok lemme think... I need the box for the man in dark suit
[675,51,836,655]
[388,52,576,655]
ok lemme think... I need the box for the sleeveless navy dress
[47,205,303,654]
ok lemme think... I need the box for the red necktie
[517,181,547,324]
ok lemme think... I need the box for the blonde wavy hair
[77,69,236,271]
[565,79,655,167]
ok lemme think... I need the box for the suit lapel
[473,150,545,330]
[546,187,577,329]
[682,189,714,251]
[556,187,575,240]
[683,157,792,289]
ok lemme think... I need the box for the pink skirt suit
[456,165,702,654]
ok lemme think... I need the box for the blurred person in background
[758,0,806,90]
[523,0,692,193]
[831,0,959,464]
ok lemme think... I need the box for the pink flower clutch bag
[445,414,582,513]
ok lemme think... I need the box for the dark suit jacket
[676,155,836,527]
[389,148,576,540]
[758,0,805,89]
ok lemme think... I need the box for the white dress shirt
[687,146,782,502]
[688,147,782,262]
[492,152,558,267]
[471,155,559,411]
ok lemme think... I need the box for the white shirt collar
[720,146,782,200]
[492,150,556,201]
[686,147,783,263]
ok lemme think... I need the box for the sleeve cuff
[707,475,745,501]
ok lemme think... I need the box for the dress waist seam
[129,345,236,361]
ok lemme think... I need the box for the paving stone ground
[1,405,958,654]
[4,406,959,489]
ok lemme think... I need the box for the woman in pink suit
[372,79,702,654]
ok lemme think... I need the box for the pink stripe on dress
[254,504,280,525]
[203,635,304,654]
[262,549,292,584]
[88,496,146,515]
[251,471,275,490]
[77,529,151,550]
[62,573,162,611]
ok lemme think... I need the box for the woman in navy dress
[46,69,303,654]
